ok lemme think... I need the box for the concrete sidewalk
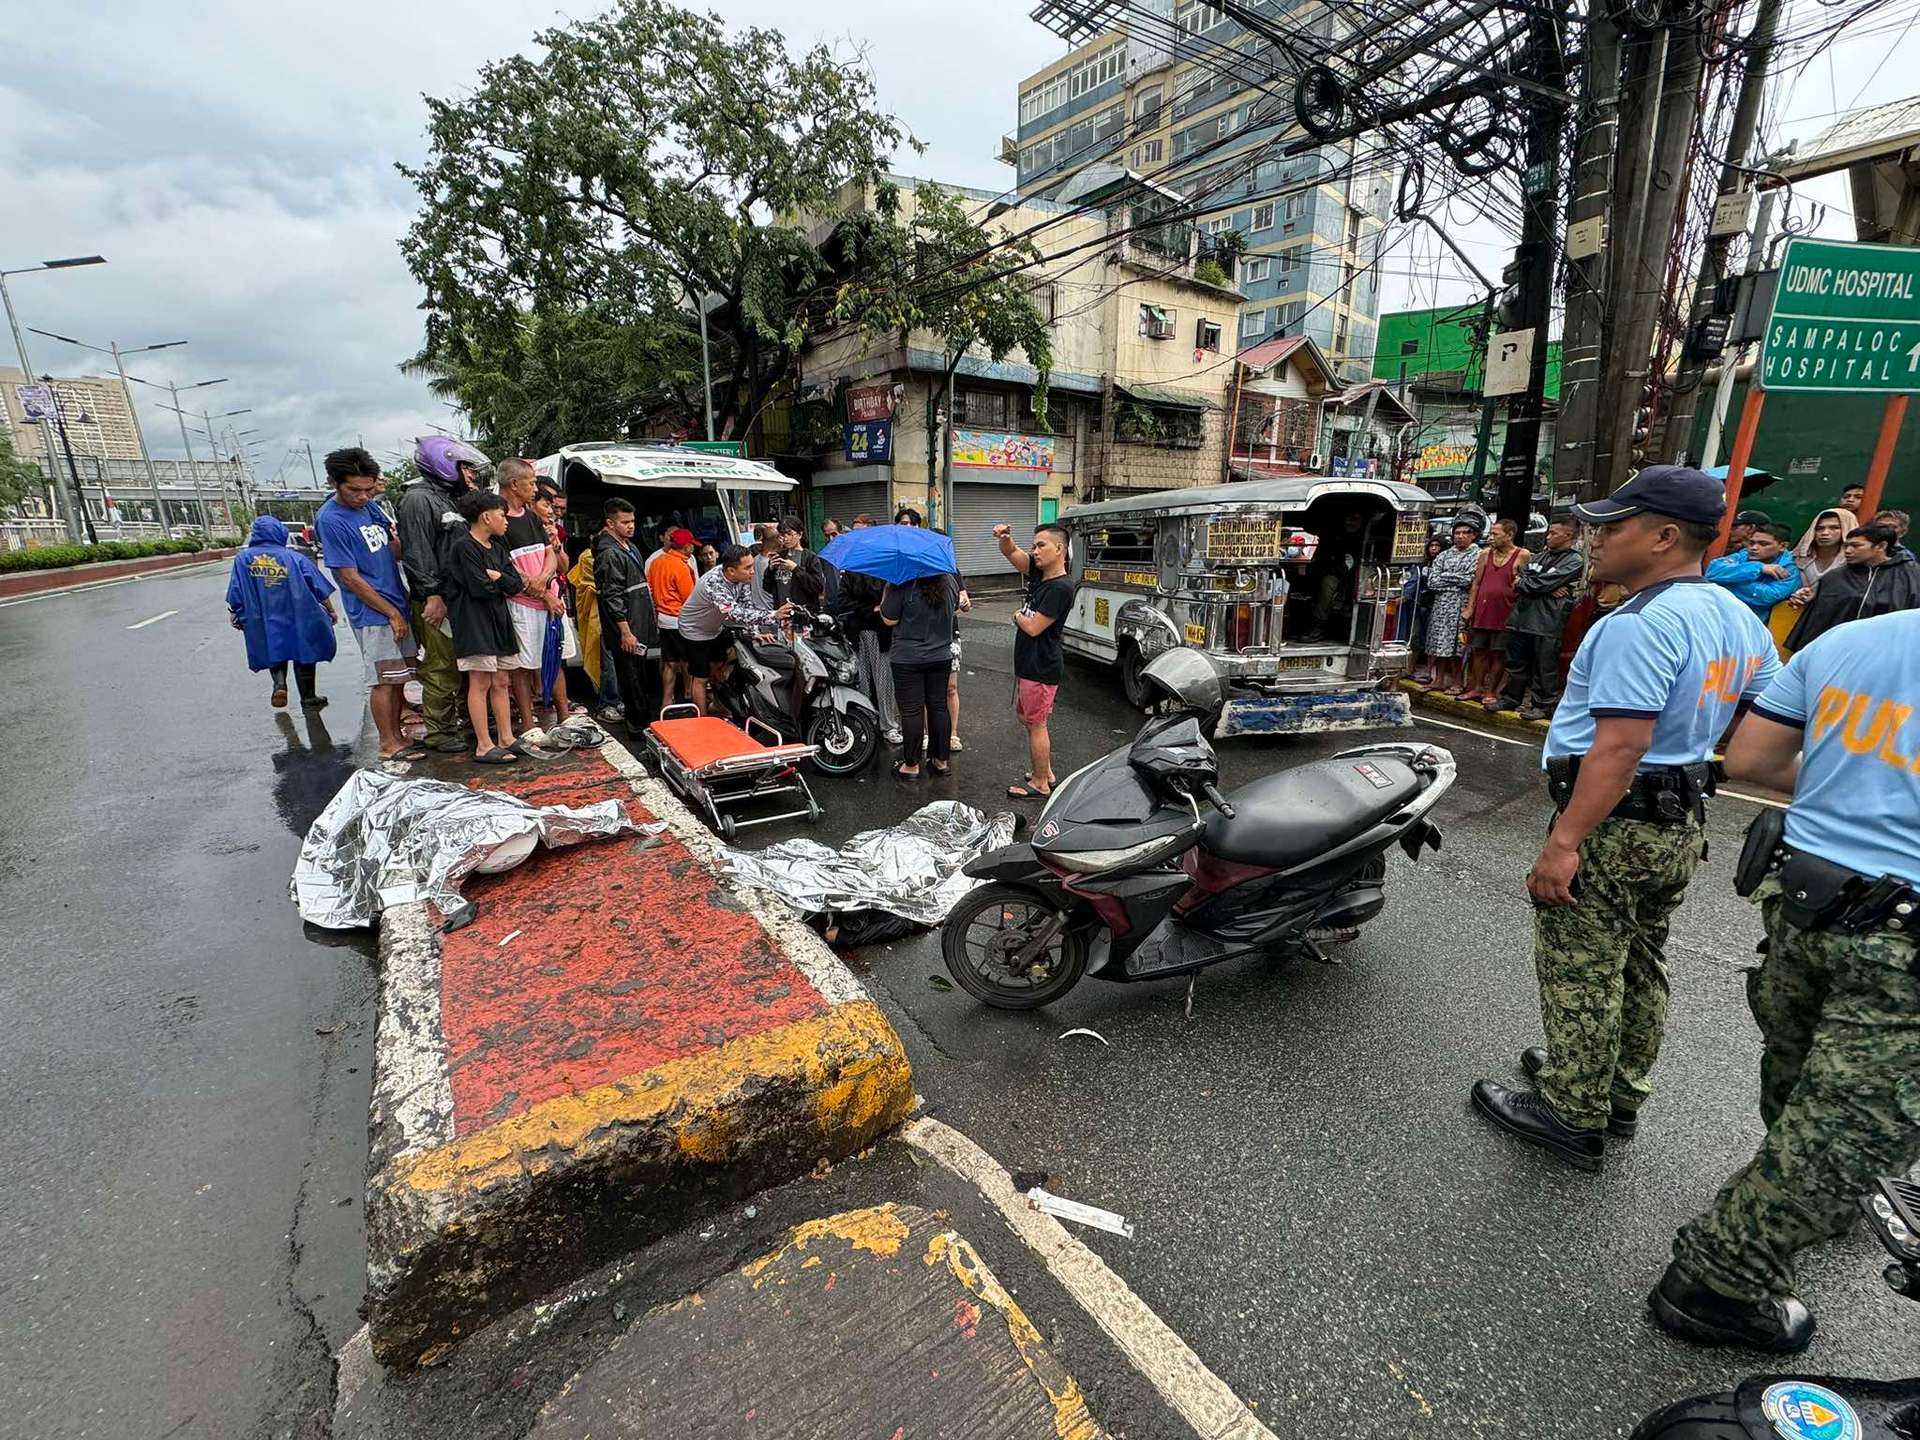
[363,740,916,1369]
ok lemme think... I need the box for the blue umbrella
[819,525,958,582]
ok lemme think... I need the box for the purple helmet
[414,436,489,489]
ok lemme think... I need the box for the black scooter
[712,611,879,775]
[1633,1176,1920,1438]
[939,650,1455,1008]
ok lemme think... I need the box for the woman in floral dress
[1423,520,1483,694]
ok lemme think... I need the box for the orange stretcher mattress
[648,717,809,771]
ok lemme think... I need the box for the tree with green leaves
[0,427,42,513]
[398,0,912,451]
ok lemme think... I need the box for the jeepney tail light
[1234,603,1251,651]
[1382,593,1401,635]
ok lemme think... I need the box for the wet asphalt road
[7,566,1919,1440]
[0,565,376,1440]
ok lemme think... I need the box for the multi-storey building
[1007,0,1393,381]
[0,366,147,464]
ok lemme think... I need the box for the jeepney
[1059,475,1435,735]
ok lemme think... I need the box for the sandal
[474,747,520,765]
[928,762,952,776]
[892,762,921,779]
[386,742,431,762]
[1006,782,1051,800]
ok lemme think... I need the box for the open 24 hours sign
[1760,237,1920,394]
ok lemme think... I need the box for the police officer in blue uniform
[1472,467,1781,1170]
[1653,607,1920,1352]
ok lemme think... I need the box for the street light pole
[28,327,188,539]
[41,378,99,545]
[1,255,108,539]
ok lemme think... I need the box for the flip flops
[387,742,431,762]
[474,747,520,765]
[1006,782,1051,800]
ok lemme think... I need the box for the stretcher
[642,704,822,839]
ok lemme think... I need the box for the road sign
[1483,328,1535,397]
[1759,237,1920,393]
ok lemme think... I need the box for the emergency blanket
[292,768,660,930]
[715,800,1017,928]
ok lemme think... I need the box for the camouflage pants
[1672,878,1920,1301]
[1534,815,1706,1128]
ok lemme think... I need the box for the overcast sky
[2,0,1911,488]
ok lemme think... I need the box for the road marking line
[1719,788,1789,810]
[903,1116,1277,1440]
[1412,713,1539,748]
[126,608,179,629]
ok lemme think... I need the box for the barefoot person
[993,522,1074,801]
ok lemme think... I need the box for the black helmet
[1141,648,1226,726]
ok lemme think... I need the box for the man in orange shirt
[648,527,699,714]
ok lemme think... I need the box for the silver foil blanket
[715,800,1017,926]
[291,768,660,929]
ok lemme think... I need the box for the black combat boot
[1470,1078,1605,1171]
[1648,1263,1815,1353]
[1520,1047,1640,1137]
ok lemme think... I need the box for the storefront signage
[847,382,894,423]
[1329,455,1381,478]
[952,429,1055,472]
[845,420,892,464]
[1761,237,1920,393]
[1411,444,1473,475]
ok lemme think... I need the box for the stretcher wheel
[719,814,737,840]
[808,802,825,824]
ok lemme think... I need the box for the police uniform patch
[1761,1381,1861,1440]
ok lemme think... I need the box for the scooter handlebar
[1201,782,1235,819]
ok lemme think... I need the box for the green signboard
[1760,237,1920,394]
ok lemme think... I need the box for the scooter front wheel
[941,883,1088,1009]
[806,707,877,775]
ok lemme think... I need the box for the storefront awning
[1116,380,1215,412]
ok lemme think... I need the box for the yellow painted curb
[396,1000,914,1201]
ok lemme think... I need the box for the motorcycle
[712,610,879,776]
[1633,1176,1920,1438]
[939,649,1455,1008]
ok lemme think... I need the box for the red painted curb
[0,547,235,599]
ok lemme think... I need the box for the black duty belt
[1545,755,1711,827]
[1735,809,1920,937]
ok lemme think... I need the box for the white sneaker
[884,728,904,745]
[520,726,548,747]
[949,735,964,751]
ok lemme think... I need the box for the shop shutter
[812,480,890,531]
[948,483,1042,579]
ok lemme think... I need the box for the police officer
[1471,467,1780,1170]
[1651,606,1920,1352]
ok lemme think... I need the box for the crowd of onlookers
[1403,479,1920,721]
[228,448,1078,795]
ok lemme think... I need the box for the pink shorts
[1014,679,1058,727]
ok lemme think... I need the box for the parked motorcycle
[1632,1176,1920,1438]
[712,611,879,776]
[939,649,1455,1008]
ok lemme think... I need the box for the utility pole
[1591,27,1667,492]
[1490,8,1570,528]
[1698,186,1781,470]
[1554,11,1621,503]
[1658,0,1786,460]
[42,379,99,545]
[305,441,319,486]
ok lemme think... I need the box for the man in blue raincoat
[227,516,338,709]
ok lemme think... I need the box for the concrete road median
[362,741,915,1369]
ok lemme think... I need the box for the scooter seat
[1204,755,1423,867]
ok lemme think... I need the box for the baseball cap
[669,527,696,547]
[1571,464,1726,527]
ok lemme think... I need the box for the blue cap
[1572,464,1726,527]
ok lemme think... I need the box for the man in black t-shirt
[994,522,1075,800]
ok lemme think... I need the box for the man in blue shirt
[1653,608,1920,1353]
[316,447,424,761]
[1705,521,1801,619]
[1472,466,1780,1172]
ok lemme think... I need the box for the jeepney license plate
[1276,655,1324,672]
[1184,623,1208,644]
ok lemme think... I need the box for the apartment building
[1007,0,1393,380]
[792,175,1244,575]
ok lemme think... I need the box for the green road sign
[1760,237,1920,393]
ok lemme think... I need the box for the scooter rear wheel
[1627,1392,1743,1440]
[942,883,1088,1009]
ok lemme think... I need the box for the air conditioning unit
[1308,452,1325,471]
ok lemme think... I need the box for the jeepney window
[1083,524,1157,568]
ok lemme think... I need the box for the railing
[1,520,240,552]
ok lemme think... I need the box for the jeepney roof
[535,443,796,492]
[1062,475,1433,524]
